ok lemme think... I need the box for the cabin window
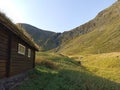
[28,49,31,58]
[18,44,26,55]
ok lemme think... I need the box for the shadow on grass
[14,66,120,90]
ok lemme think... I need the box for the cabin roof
[0,12,39,51]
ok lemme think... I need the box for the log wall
[0,28,9,78]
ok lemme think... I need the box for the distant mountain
[16,23,61,51]
[17,1,120,55]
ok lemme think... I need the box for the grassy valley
[13,1,120,90]
[13,52,120,90]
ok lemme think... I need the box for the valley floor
[13,52,120,90]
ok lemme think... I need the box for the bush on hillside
[37,60,58,70]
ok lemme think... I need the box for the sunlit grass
[13,52,120,90]
[72,52,120,83]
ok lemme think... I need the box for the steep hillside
[16,23,61,50]
[57,1,120,55]
[17,1,120,54]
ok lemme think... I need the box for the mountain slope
[16,23,61,50]
[57,1,120,55]
[17,1,120,54]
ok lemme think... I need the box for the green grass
[13,52,120,90]
[12,2,120,89]
[80,52,120,83]
[57,2,120,55]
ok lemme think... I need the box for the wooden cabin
[0,12,39,78]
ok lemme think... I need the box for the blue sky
[0,0,116,32]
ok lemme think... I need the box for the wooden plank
[0,68,6,71]
[0,33,8,38]
[0,54,8,58]
[0,61,6,63]
[6,33,12,77]
[0,64,6,67]
[0,72,6,78]
[9,35,35,76]
[0,36,9,41]
[33,50,35,68]
[0,29,8,78]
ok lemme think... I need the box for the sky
[0,0,116,32]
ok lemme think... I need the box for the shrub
[38,60,58,70]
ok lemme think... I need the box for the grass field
[13,52,120,90]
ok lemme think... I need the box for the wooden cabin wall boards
[0,14,39,79]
